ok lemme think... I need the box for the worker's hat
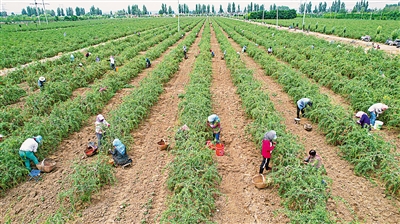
[39,77,45,81]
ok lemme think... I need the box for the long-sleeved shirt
[261,140,275,159]
[20,138,38,152]
[368,103,386,115]
[358,114,371,128]
[95,120,110,134]
[297,98,311,110]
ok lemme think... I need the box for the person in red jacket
[259,130,277,174]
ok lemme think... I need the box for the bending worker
[19,136,43,171]
[296,98,313,119]
[207,114,221,143]
[368,103,388,127]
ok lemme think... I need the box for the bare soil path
[72,25,204,224]
[209,25,288,223]
[221,26,400,223]
[245,20,400,55]
[0,28,191,224]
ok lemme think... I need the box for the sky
[1,0,398,14]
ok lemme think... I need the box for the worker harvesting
[95,114,110,148]
[19,136,43,171]
[355,111,371,129]
[38,76,46,90]
[367,103,388,127]
[110,139,132,166]
[146,58,151,68]
[304,150,323,169]
[109,55,116,71]
[296,98,313,119]
[207,114,221,143]
[259,130,277,174]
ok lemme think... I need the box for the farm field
[0,18,178,69]
[1,17,399,223]
[261,17,400,43]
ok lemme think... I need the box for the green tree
[128,5,131,14]
[227,3,231,13]
[212,5,215,13]
[219,4,223,13]
[168,5,173,14]
[75,7,81,16]
[143,5,148,15]
[232,2,236,13]
[22,8,27,15]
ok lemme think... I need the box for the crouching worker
[355,111,371,130]
[259,130,277,174]
[296,98,313,119]
[19,136,43,171]
[304,150,322,169]
[110,139,132,166]
[207,114,221,143]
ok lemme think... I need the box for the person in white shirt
[95,114,110,147]
[368,103,388,126]
[19,136,43,171]
[109,56,115,71]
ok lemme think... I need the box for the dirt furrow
[209,25,288,223]
[244,20,400,55]
[73,26,204,224]
[222,27,400,223]
[0,29,190,224]
[255,33,400,155]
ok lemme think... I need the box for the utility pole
[302,2,306,30]
[32,0,41,25]
[276,8,278,26]
[177,0,180,32]
[41,0,49,25]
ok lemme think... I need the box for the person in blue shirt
[146,58,151,68]
[38,77,46,90]
[296,98,313,119]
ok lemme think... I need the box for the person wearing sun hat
[0,134,4,142]
[207,114,221,143]
[38,76,46,90]
[296,98,313,119]
[259,130,277,174]
[19,135,43,171]
[355,111,371,130]
[95,114,110,148]
[368,103,389,127]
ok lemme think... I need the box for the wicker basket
[304,124,312,131]
[40,158,56,173]
[252,174,267,189]
[157,139,169,150]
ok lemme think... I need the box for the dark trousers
[296,106,305,119]
[259,157,270,174]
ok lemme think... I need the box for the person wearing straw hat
[207,114,221,143]
[0,134,4,142]
[109,139,132,166]
[296,98,313,119]
[367,103,389,127]
[355,111,371,130]
[95,114,110,148]
[38,76,46,90]
[304,150,323,169]
[19,136,43,171]
[259,130,277,174]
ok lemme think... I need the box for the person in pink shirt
[259,130,277,174]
